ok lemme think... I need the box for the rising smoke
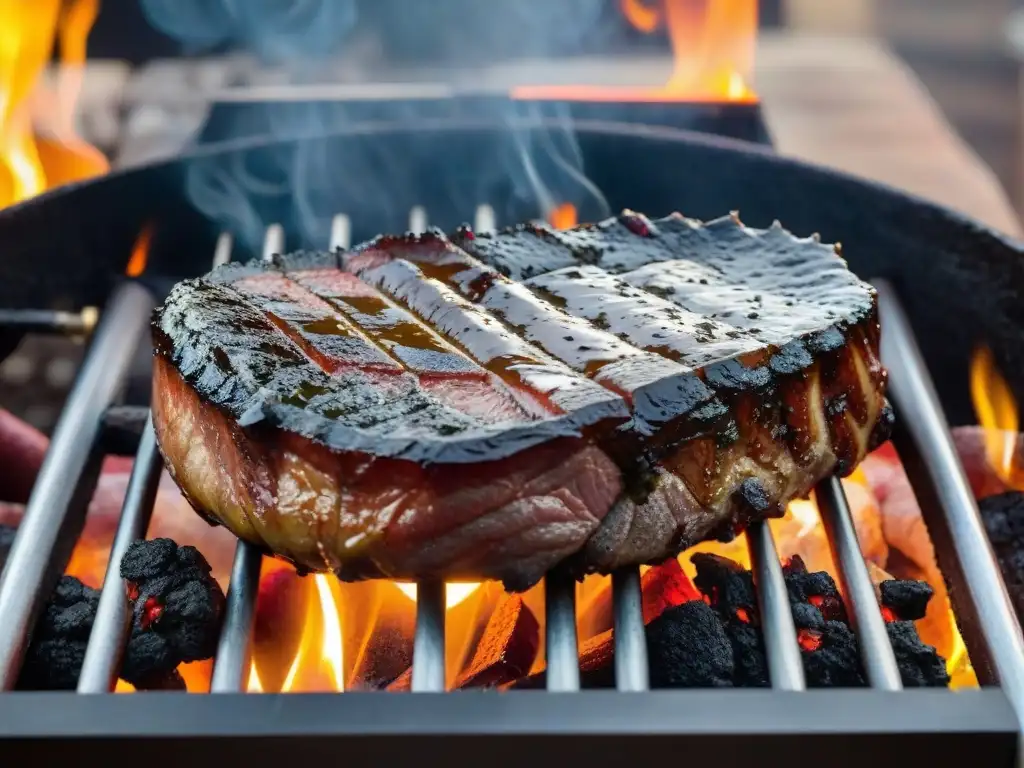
[140,0,614,254]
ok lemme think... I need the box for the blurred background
[3,0,1023,434]
[78,0,1024,216]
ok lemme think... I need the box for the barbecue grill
[0,120,1022,766]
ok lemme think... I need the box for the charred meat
[152,211,890,589]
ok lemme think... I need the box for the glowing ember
[0,0,108,208]
[796,627,822,652]
[513,0,757,103]
[970,346,1019,486]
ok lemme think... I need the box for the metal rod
[875,279,1024,708]
[209,544,263,692]
[816,476,903,690]
[0,281,154,689]
[612,567,649,691]
[408,206,427,235]
[544,572,580,692]
[0,307,98,336]
[212,232,234,268]
[473,204,496,233]
[209,226,273,693]
[77,418,163,693]
[411,579,446,692]
[330,214,351,250]
[747,522,806,691]
[263,224,285,258]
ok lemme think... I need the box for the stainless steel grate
[0,211,1022,762]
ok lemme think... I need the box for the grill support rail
[0,281,154,689]
[0,218,1022,764]
[875,279,1024,746]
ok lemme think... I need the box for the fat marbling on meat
[151,211,891,590]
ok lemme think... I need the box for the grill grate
[0,209,1023,760]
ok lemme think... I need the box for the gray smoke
[141,0,613,254]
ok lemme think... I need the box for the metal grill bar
[210,544,263,692]
[816,476,903,690]
[331,214,352,250]
[747,522,806,690]
[213,232,233,268]
[474,205,496,233]
[875,280,1024,716]
[411,580,446,691]
[16,210,1012,712]
[207,227,282,693]
[0,282,154,690]
[409,206,427,235]
[612,568,649,691]
[77,418,163,693]
[544,573,580,691]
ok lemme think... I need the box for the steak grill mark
[152,211,891,589]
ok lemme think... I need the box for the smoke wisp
[141,0,614,253]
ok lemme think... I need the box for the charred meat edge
[151,212,891,589]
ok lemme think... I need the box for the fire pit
[0,0,1021,763]
[0,116,1021,766]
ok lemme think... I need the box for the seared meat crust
[152,212,890,589]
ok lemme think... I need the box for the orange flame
[394,582,481,609]
[125,225,152,278]
[549,203,578,230]
[275,574,345,692]
[512,0,757,103]
[0,0,108,208]
[621,0,660,32]
[970,346,1019,484]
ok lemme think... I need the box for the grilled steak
[152,211,891,590]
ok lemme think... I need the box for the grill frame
[0,124,1022,765]
[0,690,1016,766]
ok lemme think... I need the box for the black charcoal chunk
[647,601,734,688]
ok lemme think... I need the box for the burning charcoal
[885,621,950,687]
[691,553,758,616]
[455,595,540,689]
[879,579,932,622]
[647,601,734,688]
[386,666,413,692]
[783,555,848,623]
[515,600,735,690]
[578,629,615,679]
[119,538,225,689]
[979,492,1024,622]
[799,621,865,687]
[691,553,767,687]
[783,556,865,687]
[16,575,99,690]
[878,579,950,687]
[576,559,698,638]
[642,558,701,623]
[724,623,769,688]
[390,594,540,691]
[512,628,618,689]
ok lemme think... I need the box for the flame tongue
[647,0,757,101]
[514,0,757,103]
[970,346,1020,485]
[0,0,108,208]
